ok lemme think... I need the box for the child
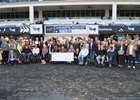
[8,49,17,65]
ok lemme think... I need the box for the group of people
[0,35,140,69]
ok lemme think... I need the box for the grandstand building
[0,0,140,39]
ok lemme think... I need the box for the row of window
[117,10,140,17]
[0,10,140,20]
[0,12,38,20]
[43,10,105,18]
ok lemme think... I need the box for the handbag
[118,50,124,55]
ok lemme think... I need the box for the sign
[0,25,30,34]
[51,53,74,62]
[20,26,30,33]
[30,24,43,35]
[86,25,98,34]
[99,25,140,33]
[0,27,20,34]
[45,24,98,34]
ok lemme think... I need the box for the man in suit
[89,38,94,64]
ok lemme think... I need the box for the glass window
[86,10,90,17]
[65,11,70,18]
[71,10,76,17]
[81,10,85,17]
[125,10,130,17]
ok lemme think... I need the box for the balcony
[0,0,139,4]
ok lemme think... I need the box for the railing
[118,17,140,20]
[0,0,139,3]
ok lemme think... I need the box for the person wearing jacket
[136,40,140,69]
[1,40,9,64]
[78,44,89,65]
[8,49,17,65]
[89,38,94,64]
[126,41,136,69]
[107,43,115,67]
[118,41,125,67]
[22,45,32,63]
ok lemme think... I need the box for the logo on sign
[128,27,134,31]
[10,28,16,32]
[86,25,98,34]
[119,28,124,32]
[30,24,43,35]
[33,26,40,32]
[89,27,97,31]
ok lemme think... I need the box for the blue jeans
[23,53,31,63]
[137,57,140,68]
[33,54,40,63]
[8,59,17,65]
[108,52,114,66]
[78,55,85,65]
[89,52,94,63]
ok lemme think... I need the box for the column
[112,3,117,21]
[29,6,34,23]
[39,10,43,20]
[105,9,109,17]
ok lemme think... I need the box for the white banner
[30,24,43,35]
[51,53,74,62]
[86,25,99,34]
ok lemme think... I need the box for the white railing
[0,0,139,3]
[0,17,139,25]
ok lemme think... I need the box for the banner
[99,25,140,33]
[45,24,95,34]
[51,53,74,62]
[30,24,43,35]
[0,25,30,34]
[45,24,99,34]
[0,27,20,34]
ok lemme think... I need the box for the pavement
[0,63,140,100]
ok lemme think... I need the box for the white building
[0,0,140,25]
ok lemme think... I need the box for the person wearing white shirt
[32,45,40,63]
[78,44,89,65]
[126,41,136,69]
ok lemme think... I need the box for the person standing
[118,41,125,67]
[89,38,94,64]
[126,41,136,69]
[1,40,10,64]
[136,40,140,69]
[107,43,115,67]
[112,40,119,66]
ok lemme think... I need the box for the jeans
[89,52,94,63]
[128,55,135,66]
[8,59,17,65]
[108,52,114,66]
[23,53,31,63]
[33,54,40,63]
[78,55,85,65]
[112,53,118,66]
[138,57,140,68]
